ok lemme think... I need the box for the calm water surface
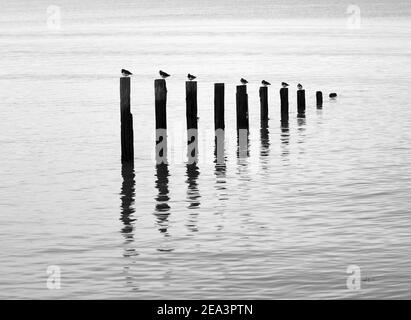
[1,0,411,299]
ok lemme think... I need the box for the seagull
[121,69,132,77]
[187,73,196,81]
[281,82,289,88]
[297,83,303,90]
[159,70,170,79]
[240,78,248,85]
[262,80,271,86]
[329,93,338,98]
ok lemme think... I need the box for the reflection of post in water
[280,123,290,158]
[260,122,270,157]
[154,163,171,235]
[214,128,227,194]
[155,129,170,234]
[297,117,306,133]
[296,117,306,154]
[237,128,250,158]
[186,163,201,232]
[120,162,136,241]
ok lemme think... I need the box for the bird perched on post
[159,70,170,79]
[281,82,289,88]
[121,69,132,77]
[297,83,303,90]
[187,73,196,81]
[240,78,248,85]
[261,80,271,86]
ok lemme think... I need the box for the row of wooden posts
[120,77,324,163]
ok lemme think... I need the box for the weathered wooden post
[186,81,198,130]
[155,79,167,129]
[297,89,306,118]
[214,83,225,131]
[120,77,134,163]
[155,79,167,165]
[316,91,323,109]
[186,81,198,164]
[236,85,249,132]
[259,86,268,125]
[236,84,249,158]
[280,87,289,124]
[214,83,225,166]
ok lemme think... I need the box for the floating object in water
[240,78,248,85]
[261,80,271,86]
[282,82,289,88]
[159,70,170,78]
[121,69,132,77]
[329,93,338,98]
[187,73,196,81]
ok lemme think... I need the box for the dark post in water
[155,79,167,129]
[214,83,225,131]
[186,81,198,130]
[316,91,323,109]
[236,85,249,132]
[297,89,306,118]
[186,81,198,164]
[259,86,268,125]
[280,87,289,124]
[120,77,134,163]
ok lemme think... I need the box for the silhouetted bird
[121,69,132,77]
[329,93,338,98]
[187,73,196,81]
[159,70,170,79]
[282,82,289,88]
[297,83,303,90]
[240,78,248,85]
[262,80,271,86]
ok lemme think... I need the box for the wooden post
[280,87,289,124]
[259,86,268,125]
[297,89,306,118]
[186,81,198,164]
[186,81,198,130]
[120,77,134,163]
[316,91,323,109]
[155,79,167,129]
[214,83,225,131]
[236,85,249,131]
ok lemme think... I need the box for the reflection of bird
[282,82,289,88]
[262,80,271,86]
[240,78,248,85]
[159,70,170,78]
[121,69,132,77]
[297,83,303,90]
[187,73,196,81]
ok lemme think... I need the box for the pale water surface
[0,0,411,299]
